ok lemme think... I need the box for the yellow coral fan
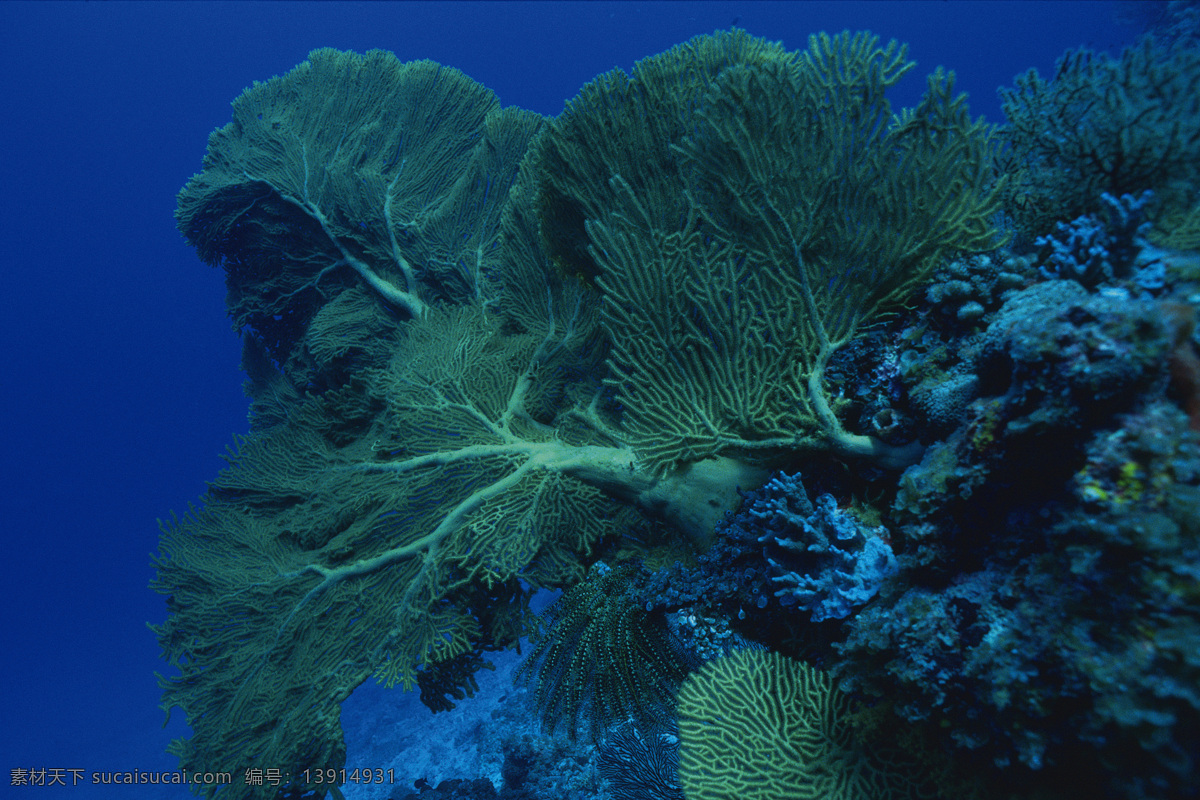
[677,649,938,800]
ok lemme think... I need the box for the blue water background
[0,2,1145,797]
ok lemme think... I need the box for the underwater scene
[3,2,1198,799]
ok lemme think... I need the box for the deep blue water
[0,2,1145,797]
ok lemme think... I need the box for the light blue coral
[1035,191,1154,288]
[749,474,898,623]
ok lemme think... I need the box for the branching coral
[747,475,897,623]
[1035,191,1157,289]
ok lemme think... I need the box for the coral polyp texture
[157,23,1200,800]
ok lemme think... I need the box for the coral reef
[838,401,1200,799]
[156,29,1006,796]
[831,271,1199,798]
[159,23,1200,800]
